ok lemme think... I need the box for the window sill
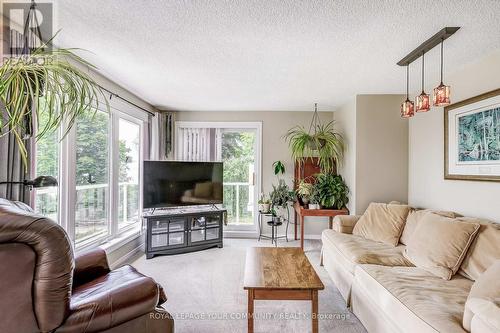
[76,228,143,255]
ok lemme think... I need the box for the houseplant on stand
[258,193,271,213]
[313,173,349,209]
[296,178,314,207]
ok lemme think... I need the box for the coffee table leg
[248,289,254,333]
[312,290,318,333]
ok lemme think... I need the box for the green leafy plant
[0,41,109,169]
[313,173,349,209]
[284,121,344,173]
[269,179,295,210]
[258,193,271,204]
[272,160,285,176]
[296,178,314,199]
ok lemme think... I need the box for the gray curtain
[150,112,174,160]
[0,106,31,203]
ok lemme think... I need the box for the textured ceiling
[52,0,500,111]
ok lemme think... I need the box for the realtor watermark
[151,311,351,321]
[2,1,54,56]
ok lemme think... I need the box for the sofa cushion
[400,209,458,245]
[404,212,480,280]
[355,264,472,333]
[458,218,500,281]
[463,260,500,331]
[352,202,411,246]
[322,229,413,274]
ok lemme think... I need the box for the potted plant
[313,173,349,209]
[0,40,108,169]
[284,120,344,174]
[258,193,271,213]
[269,179,295,219]
[296,178,314,206]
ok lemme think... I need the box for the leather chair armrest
[467,298,500,333]
[332,215,361,234]
[73,248,110,288]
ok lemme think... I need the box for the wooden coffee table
[243,247,325,333]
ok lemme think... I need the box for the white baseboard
[224,231,322,240]
[110,241,145,268]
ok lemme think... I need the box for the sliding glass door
[176,122,262,233]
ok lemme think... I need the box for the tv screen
[143,161,223,209]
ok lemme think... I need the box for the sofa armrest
[467,298,500,333]
[332,215,361,234]
[73,248,110,288]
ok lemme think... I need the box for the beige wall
[334,94,408,215]
[334,98,357,213]
[175,110,334,237]
[356,94,408,213]
[409,50,500,222]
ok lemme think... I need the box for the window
[34,106,59,222]
[75,110,110,245]
[33,99,147,250]
[176,122,262,232]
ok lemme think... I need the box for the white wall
[409,50,500,222]
[175,110,334,237]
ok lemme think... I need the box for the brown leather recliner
[0,198,174,333]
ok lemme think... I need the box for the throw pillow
[457,217,500,281]
[352,202,411,246]
[404,212,480,280]
[400,209,458,245]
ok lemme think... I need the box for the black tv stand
[143,207,226,259]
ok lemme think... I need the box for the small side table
[258,209,290,245]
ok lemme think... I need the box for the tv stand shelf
[143,208,226,259]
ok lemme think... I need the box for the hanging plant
[284,104,344,174]
[0,41,108,169]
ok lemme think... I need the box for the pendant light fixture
[415,52,430,112]
[433,39,451,107]
[401,65,414,118]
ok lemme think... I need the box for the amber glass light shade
[433,83,450,106]
[400,99,415,118]
[415,92,430,112]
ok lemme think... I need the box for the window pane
[75,110,110,245]
[221,131,255,225]
[34,106,59,221]
[118,118,140,230]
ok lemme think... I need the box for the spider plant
[284,120,344,174]
[0,40,108,170]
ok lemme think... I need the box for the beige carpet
[131,238,367,333]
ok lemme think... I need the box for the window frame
[33,98,148,251]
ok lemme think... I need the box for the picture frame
[444,88,500,182]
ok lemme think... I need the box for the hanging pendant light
[433,39,451,107]
[415,52,430,112]
[401,65,414,118]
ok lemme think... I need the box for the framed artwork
[445,89,500,181]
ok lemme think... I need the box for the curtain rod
[97,84,156,117]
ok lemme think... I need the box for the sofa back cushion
[400,209,459,245]
[404,212,480,280]
[463,260,500,331]
[458,218,500,281]
[352,202,411,246]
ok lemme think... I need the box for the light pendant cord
[440,39,444,84]
[421,52,425,92]
[406,65,409,99]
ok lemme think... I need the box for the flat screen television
[143,161,223,209]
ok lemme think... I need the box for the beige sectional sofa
[321,203,500,333]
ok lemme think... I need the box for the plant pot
[309,203,320,210]
[301,197,309,206]
[307,138,326,150]
[259,203,271,213]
